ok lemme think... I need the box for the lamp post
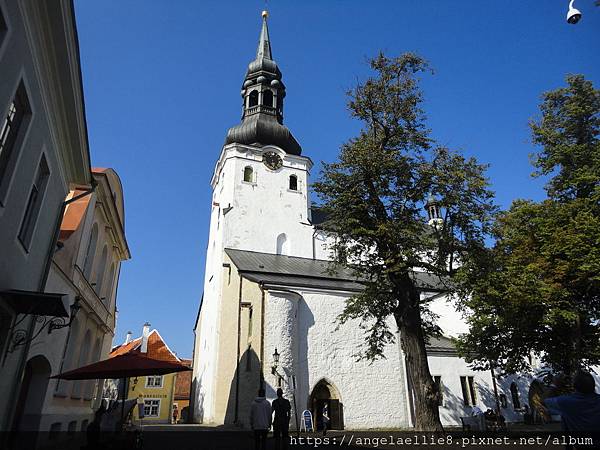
[271,348,280,375]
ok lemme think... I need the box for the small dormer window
[243,166,253,183]
[249,90,258,107]
[262,89,273,107]
[289,175,298,191]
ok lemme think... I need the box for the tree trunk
[395,300,444,431]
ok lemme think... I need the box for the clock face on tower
[262,151,283,170]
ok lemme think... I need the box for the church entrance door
[309,379,343,430]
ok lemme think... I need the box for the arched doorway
[309,379,344,430]
[13,355,52,431]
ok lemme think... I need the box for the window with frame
[262,89,273,107]
[143,399,160,417]
[460,376,477,406]
[18,154,50,250]
[146,375,163,388]
[248,90,258,107]
[289,174,298,191]
[243,166,253,183]
[1,82,32,202]
[499,393,508,408]
[433,375,443,406]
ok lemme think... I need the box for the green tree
[313,53,496,431]
[457,75,600,378]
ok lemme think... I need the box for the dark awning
[0,290,68,317]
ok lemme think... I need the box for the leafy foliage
[457,75,600,376]
[313,53,497,429]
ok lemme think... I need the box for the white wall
[264,288,411,430]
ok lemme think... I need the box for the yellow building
[129,373,177,424]
[109,325,181,424]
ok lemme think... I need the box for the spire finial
[256,10,272,60]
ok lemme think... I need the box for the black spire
[224,11,302,156]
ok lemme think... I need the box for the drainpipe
[234,275,243,424]
[3,181,96,431]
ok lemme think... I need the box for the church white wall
[216,144,315,258]
[427,356,495,426]
[428,294,468,338]
[264,288,411,430]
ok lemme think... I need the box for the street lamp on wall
[48,297,82,333]
[7,296,82,354]
[271,348,280,375]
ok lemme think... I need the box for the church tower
[192,11,315,425]
[207,10,314,261]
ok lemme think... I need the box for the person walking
[272,388,291,450]
[172,405,179,424]
[321,403,330,436]
[250,388,272,450]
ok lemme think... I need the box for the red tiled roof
[109,330,179,363]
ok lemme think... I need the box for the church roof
[426,335,458,356]
[225,248,363,292]
[224,248,447,293]
[223,12,302,156]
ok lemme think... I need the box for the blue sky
[74,1,599,358]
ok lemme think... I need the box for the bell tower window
[289,175,298,191]
[262,89,273,107]
[243,166,254,183]
[248,90,258,107]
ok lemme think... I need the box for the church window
[510,382,521,409]
[433,375,443,406]
[248,90,258,107]
[248,307,253,338]
[460,376,477,406]
[276,233,288,255]
[289,175,298,191]
[499,393,508,408]
[262,89,273,107]
[243,166,253,183]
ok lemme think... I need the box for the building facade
[110,326,181,425]
[190,13,520,430]
[12,167,130,434]
[0,0,92,431]
[173,358,192,423]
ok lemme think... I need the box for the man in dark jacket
[271,388,291,450]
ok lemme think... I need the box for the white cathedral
[191,12,528,430]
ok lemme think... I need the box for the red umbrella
[50,352,191,380]
[51,352,192,428]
